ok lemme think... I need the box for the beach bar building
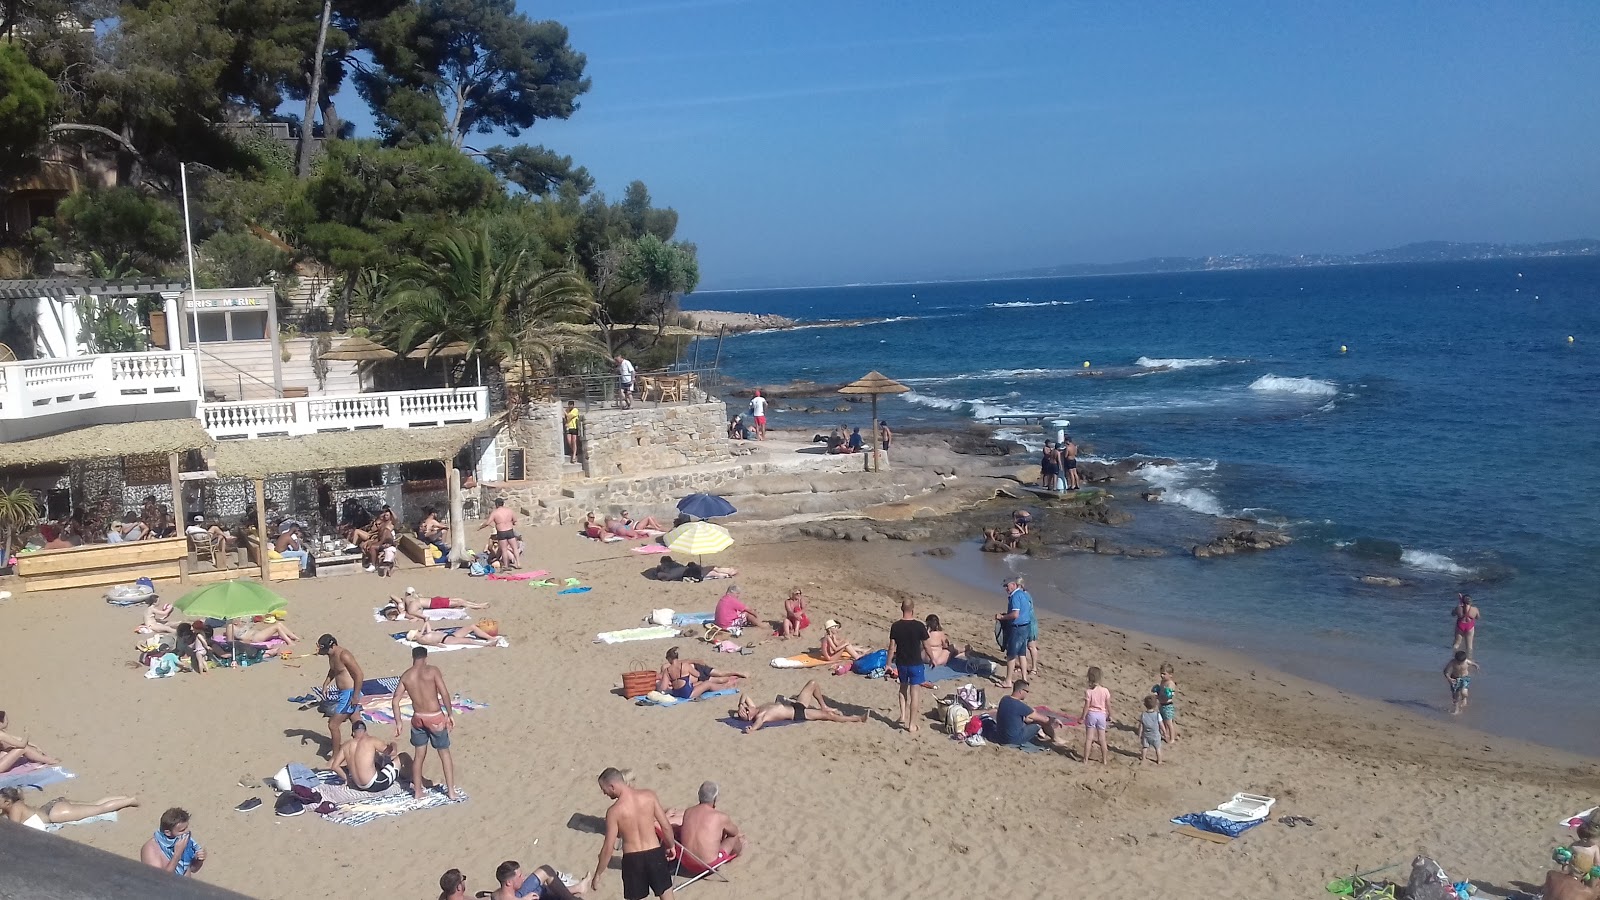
[0,278,498,592]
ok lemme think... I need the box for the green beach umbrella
[172,580,287,621]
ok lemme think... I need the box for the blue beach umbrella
[677,493,737,520]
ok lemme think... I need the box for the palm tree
[0,487,40,570]
[378,229,604,408]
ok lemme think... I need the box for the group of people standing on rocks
[1039,436,1081,492]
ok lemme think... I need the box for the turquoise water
[688,258,1600,752]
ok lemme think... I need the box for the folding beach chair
[666,832,733,890]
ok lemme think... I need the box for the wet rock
[1141,490,1164,502]
[917,546,955,558]
[1193,528,1292,558]
[1359,575,1406,587]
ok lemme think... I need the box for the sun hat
[824,619,840,630]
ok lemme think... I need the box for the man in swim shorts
[747,390,767,440]
[676,782,746,873]
[330,720,397,792]
[734,680,866,733]
[889,598,930,733]
[480,498,522,569]
[395,646,461,800]
[591,767,676,899]
[316,635,364,760]
[1443,650,1480,715]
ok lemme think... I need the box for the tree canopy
[0,0,697,365]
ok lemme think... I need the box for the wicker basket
[621,669,658,699]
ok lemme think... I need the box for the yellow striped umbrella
[663,521,733,558]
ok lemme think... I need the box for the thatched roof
[406,336,471,359]
[0,418,213,468]
[320,335,396,361]
[837,370,909,395]
[211,417,501,478]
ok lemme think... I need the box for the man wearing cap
[316,635,365,760]
[184,515,230,561]
[996,579,1034,687]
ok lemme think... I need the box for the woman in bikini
[921,614,974,667]
[779,589,809,639]
[1451,593,1479,653]
[604,516,651,540]
[621,510,664,532]
[0,712,60,771]
[404,620,500,647]
[227,617,302,648]
[818,620,870,662]
[1,786,139,831]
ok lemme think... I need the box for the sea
[686,258,1600,755]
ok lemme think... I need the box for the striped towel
[323,787,468,826]
[0,764,75,791]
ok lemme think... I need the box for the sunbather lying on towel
[604,515,651,540]
[818,620,870,662]
[227,617,300,648]
[620,510,664,532]
[405,620,500,647]
[734,681,866,733]
[330,720,398,793]
[140,600,177,635]
[2,786,139,830]
[382,588,490,622]
[659,647,745,700]
[0,711,60,771]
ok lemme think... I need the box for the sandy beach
[3,519,1597,899]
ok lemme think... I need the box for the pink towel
[488,570,550,581]
[632,545,671,554]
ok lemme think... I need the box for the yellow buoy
[1082,361,1091,368]
[1340,345,1348,353]
[1569,336,1576,343]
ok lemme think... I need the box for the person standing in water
[1443,650,1480,716]
[1451,593,1479,653]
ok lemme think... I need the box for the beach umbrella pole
[871,394,880,473]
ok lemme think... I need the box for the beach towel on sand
[632,545,671,554]
[390,630,508,652]
[596,625,679,645]
[636,688,738,707]
[770,653,835,669]
[323,786,468,826]
[45,811,117,831]
[719,715,801,730]
[372,607,470,622]
[0,763,75,791]
[1564,807,1598,828]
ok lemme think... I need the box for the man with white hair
[676,781,745,874]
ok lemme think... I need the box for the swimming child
[1138,695,1163,764]
[1152,663,1179,744]
[1442,650,1480,715]
[1080,666,1111,765]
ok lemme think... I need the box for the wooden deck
[15,537,188,593]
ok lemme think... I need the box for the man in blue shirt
[995,578,1034,687]
[993,680,1067,749]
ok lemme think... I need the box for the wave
[1400,549,1474,576]
[900,391,1029,421]
[899,367,1082,385]
[1248,374,1339,397]
[1135,356,1227,370]
[1136,460,1228,517]
[986,300,1079,309]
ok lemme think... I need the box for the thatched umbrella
[837,370,909,473]
[405,335,472,360]
[320,335,397,391]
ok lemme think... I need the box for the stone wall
[581,402,731,478]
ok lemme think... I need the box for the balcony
[201,386,490,440]
[0,351,201,442]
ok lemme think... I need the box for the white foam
[898,367,1079,385]
[900,391,966,412]
[1135,356,1226,370]
[1137,460,1228,517]
[900,392,1030,421]
[1400,549,1474,576]
[986,300,1077,309]
[1249,374,1339,397]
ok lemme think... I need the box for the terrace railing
[201,386,489,440]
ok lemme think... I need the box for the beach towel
[45,811,117,831]
[918,661,973,684]
[105,595,152,607]
[558,586,591,595]
[581,531,623,543]
[1034,706,1082,728]
[595,625,679,645]
[636,688,739,707]
[1170,812,1268,838]
[719,715,800,730]
[391,630,509,652]
[360,696,487,725]
[323,786,468,826]
[0,764,75,791]
[671,612,715,627]
[488,570,550,581]
[769,653,835,669]
[372,607,470,622]
[632,545,671,554]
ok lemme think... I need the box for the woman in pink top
[1080,666,1111,766]
[714,586,758,629]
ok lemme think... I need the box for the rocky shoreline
[683,309,798,333]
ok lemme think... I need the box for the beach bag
[1404,857,1455,900]
[852,649,888,675]
[943,703,972,735]
[956,683,986,710]
[621,663,657,699]
[650,608,675,626]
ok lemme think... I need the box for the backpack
[943,703,972,735]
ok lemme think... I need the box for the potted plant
[0,487,40,572]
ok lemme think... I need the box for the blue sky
[408,1,1600,289]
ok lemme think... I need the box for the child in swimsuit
[1081,666,1111,766]
[1442,650,1479,715]
[1152,663,1179,744]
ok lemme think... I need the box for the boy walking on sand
[1138,695,1164,764]
[1443,650,1480,715]
[1152,663,1179,744]
[1081,666,1111,765]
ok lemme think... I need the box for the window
[230,310,268,341]
[345,466,383,489]
[400,461,445,482]
[187,314,229,343]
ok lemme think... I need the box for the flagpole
[180,163,203,391]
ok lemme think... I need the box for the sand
[2,526,1597,899]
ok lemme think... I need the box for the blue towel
[0,765,74,791]
[557,586,591,595]
[919,660,972,683]
[1170,812,1267,838]
[637,688,738,707]
[671,612,715,627]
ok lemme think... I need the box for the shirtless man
[590,767,675,899]
[394,646,461,800]
[734,681,866,733]
[479,498,521,569]
[677,782,746,870]
[1063,435,1081,490]
[381,587,489,622]
[657,647,745,701]
[329,720,398,792]
[316,635,364,760]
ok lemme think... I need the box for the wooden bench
[316,552,364,577]
[243,535,303,582]
[15,537,188,593]
[397,534,445,567]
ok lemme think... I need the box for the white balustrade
[0,351,200,435]
[201,386,488,439]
